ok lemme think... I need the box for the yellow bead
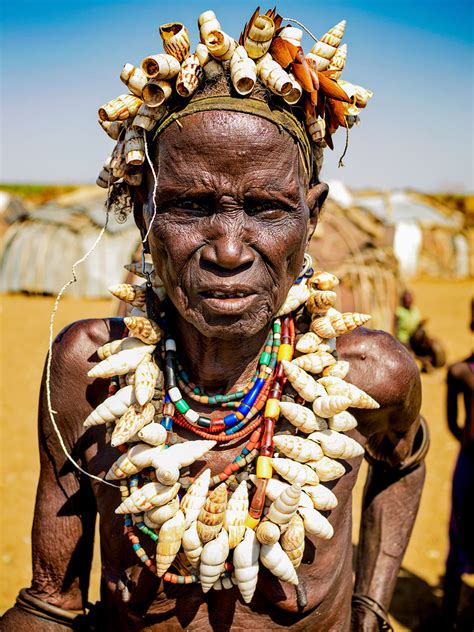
[245,515,260,530]
[264,398,280,420]
[256,456,273,479]
[277,343,293,363]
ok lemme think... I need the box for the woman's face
[143,110,326,340]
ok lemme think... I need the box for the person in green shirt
[395,290,421,346]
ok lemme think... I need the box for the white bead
[185,409,200,423]
[165,339,177,352]
[168,387,181,403]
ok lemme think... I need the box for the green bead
[175,399,190,414]
[259,351,271,366]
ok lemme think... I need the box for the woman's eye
[246,204,287,219]
[176,199,209,213]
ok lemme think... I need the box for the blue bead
[161,416,173,430]
[223,413,238,427]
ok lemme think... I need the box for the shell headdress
[86,4,376,605]
[96,6,373,218]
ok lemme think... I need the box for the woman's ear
[305,182,329,244]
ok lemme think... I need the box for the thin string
[282,17,320,44]
[338,122,350,168]
[45,187,118,488]
[142,133,159,244]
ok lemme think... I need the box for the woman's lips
[198,290,258,314]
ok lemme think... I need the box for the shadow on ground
[389,567,474,631]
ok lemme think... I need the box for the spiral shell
[274,435,324,463]
[338,81,373,108]
[152,440,216,485]
[224,480,248,548]
[276,282,310,317]
[302,484,338,511]
[176,54,203,97]
[310,21,345,61]
[133,103,165,131]
[308,429,364,460]
[249,475,313,510]
[266,483,301,528]
[98,119,122,140]
[308,456,346,481]
[120,63,148,97]
[159,22,190,62]
[230,46,257,96]
[306,52,330,73]
[155,510,186,577]
[108,283,146,308]
[123,316,162,345]
[260,542,298,585]
[306,290,337,315]
[279,26,303,47]
[271,458,319,486]
[182,521,203,568]
[180,468,211,529]
[318,376,379,410]
[197,482,228,543]
[141,53,181,79]
[281,514,305,568]
[306,114,326,142]
[205,29,236,61]
[116,481,180,514]
[134,360,159,406]
[298,507,334,540]
[144,496,180,529]
[309,271,340,291]
[98,94,143,122]
[256,54,293,97]
[84,385,135,427]
[88,345,154,379]
[282,361,325,402]
[279,401,328,434]
[256,519,280,545]
[310,311,371,339]
[111,402,155,447]
[106,443,164,480]
[198,10,221,43]
[312,395,351,419]
[244,13,275,59]
[328,44,347,79]
[200,529,230,593]
[283,73,303,105]
[322,360,350,379]
[296,331,322,353]
[292,351,337,375]
[142,79,173,108]
[137,423,167,446]
[233,527,260,603]
[125,127,145,165]
[328,410,358,432]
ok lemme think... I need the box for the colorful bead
[263,398,280,420]
[256,455,272,479]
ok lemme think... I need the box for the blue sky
[1,1,473,191]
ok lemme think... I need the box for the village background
[1,1,473,630]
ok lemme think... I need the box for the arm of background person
[0,320,111,631]
[446,364,462,442]
[340,330,426,632]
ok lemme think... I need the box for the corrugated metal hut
[0,188,140,297]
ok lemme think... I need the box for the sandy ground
[1,280,473,629]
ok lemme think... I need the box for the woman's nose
[200,230,254,273]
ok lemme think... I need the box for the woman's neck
[171,311,271,394]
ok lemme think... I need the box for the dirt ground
[1,279,473,629]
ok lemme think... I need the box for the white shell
[87,346,154,379]
[249,475,313,510]
[260,542,298,585]
[328,411,358,432]
[282,361,326,402]
[256,519,281,545]
[141,53,181,79]
[115,481,180,514]
[176,54,203,97]
[308,429,364,459]
[182,521,203,568]
[298,507,334,540]
[233,527,260,603]
[200,529,230,593]
[84,385,136,427]
[152,440,216,485]
[312,395,351,418]
[111,402,155,447]
[279,401,328,434]
[133,103,165,131]
[156,510,186,577]
[302,484,338,511]
[322,360,350,379]
[292,351,337,375]
[137,423,167,446]
[276,283,310,317]
[96,336,146,360]
[144,496,180,528]
[134,360,159,405]
[308,456,346,481]
[180,468,211,529]
[273,435,324,463]
[205,29,236,61]
[266,483,301,528]
[296,331,322,354]
[198,10,221,42]
[223,480,248,548]
[318,376,379,410]
[230,46,257,96]
[271,458,319,486]
[106,443,164,480]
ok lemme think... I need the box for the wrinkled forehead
[153,110,306,194]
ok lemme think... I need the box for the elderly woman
[1,10,426,632]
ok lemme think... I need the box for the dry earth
[1,279,473,629]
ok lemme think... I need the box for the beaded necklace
[87,263,377,597]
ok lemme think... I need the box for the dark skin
[1,112,424,632]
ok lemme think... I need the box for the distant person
[442,299,474,628]
[395,290,421,348]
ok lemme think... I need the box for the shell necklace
[84,260,378,599]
